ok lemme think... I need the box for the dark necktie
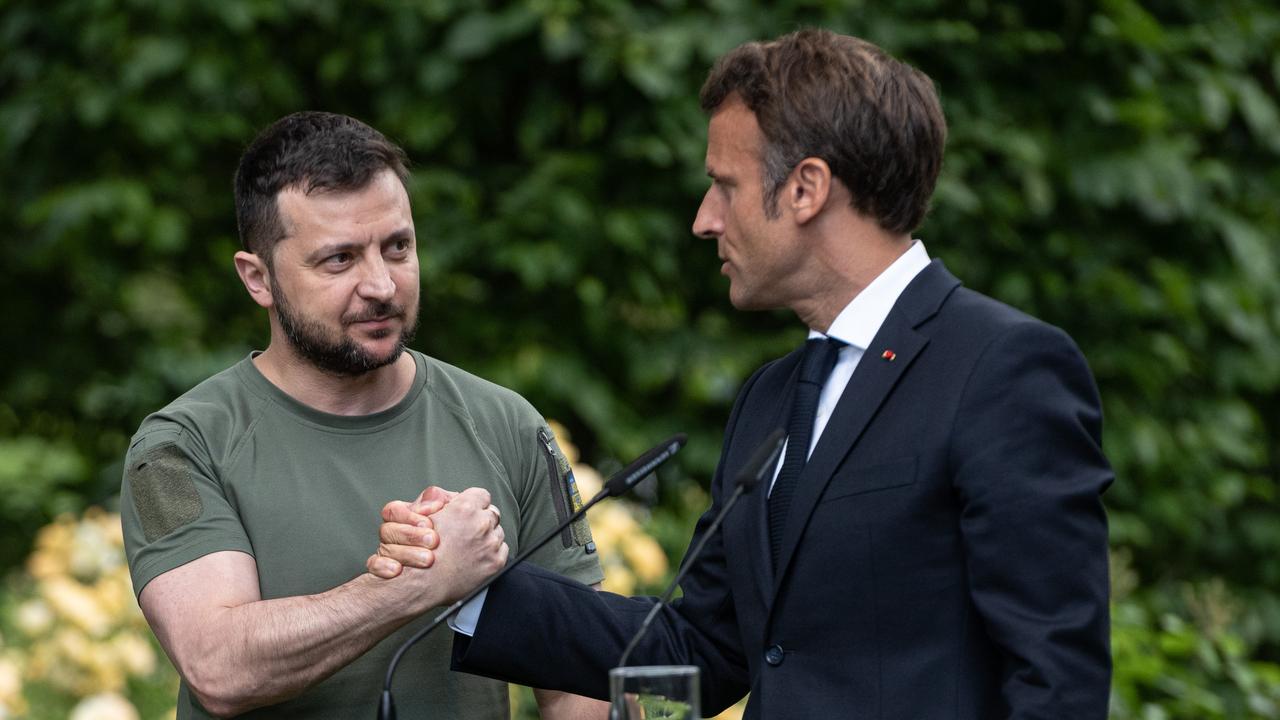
[769,337,843,568]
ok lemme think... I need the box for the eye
[387,237,413,257]
[325,252,352,267]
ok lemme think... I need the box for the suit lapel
[769,260,961,597]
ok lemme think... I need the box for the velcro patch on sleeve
[563,467,594,549]
[128,443,204,543]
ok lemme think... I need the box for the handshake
[364,434,685,616]
[364,487,509,606]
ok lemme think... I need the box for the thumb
[416,486,457,505]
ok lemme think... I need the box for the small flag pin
[881,349,896,361]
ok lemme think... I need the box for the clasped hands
[366,486,508,604]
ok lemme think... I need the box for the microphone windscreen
[604,433,688,497]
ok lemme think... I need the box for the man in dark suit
[369,28,1112,719]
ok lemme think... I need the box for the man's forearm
[535,687,610,719]
[162,572,432,717]
[141,488,506,717]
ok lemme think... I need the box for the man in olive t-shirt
[120,112,605,719]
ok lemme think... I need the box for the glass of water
[608,665,700,719]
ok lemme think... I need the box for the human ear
[233,251,274,309]
[788,157,832,225]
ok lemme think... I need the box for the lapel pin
[881,349,896,362]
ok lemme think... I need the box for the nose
[692,187,723,239]
[357,255,396,302]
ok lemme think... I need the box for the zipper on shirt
[537,427,575,548]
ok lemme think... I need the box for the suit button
[764,645,785,666]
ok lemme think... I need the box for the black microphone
[613,428,785,673]
[378,433,688,720]
[605,435,687,498]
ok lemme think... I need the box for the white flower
[41,577,113,638]
[69,522,122,581]
[0,655,25,712]
[571,464,604,499]
[111,633,156,677]
[621,534,669,584]
[15,599,54,637]
[70,692,140,720]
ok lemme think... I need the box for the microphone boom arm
[615,428,785,669]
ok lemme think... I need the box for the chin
[728,287,763,311]
[729,287,785,313]
[366,339,404,360]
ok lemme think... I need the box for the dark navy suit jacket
[454,261,1113,719]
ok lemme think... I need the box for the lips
[346,305,404,325]
[349,314,400,330]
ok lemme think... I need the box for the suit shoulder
[939,287,1080,349]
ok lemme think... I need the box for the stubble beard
[271,278,419,377]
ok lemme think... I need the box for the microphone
[378,433,688,720]
[605,435,687,497]
[613,428,785,673]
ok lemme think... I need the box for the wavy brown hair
[700,29,946,234]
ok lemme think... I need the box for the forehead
[276,169,413,244]
[706,97,765,172]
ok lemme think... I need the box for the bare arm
[534,687,610,719]
[141,488,507,717]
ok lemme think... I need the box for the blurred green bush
[1,0,1278,715]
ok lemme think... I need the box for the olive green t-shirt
[120,350,602,719]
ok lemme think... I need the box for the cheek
[393,265,419,296]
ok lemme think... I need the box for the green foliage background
[2,0,1278,716]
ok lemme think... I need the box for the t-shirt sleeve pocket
[129,441,205,543]
[120,426,254,597]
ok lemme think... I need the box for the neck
[790,219,913,333]
[253,345,416,416]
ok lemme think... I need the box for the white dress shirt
[768,240,931,493]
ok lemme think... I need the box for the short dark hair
[233,111,409,265]
[700,29,946,234]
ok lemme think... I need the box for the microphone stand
[610,429,785,718]
[378,433,687,720]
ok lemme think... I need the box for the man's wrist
[355,568,440,618]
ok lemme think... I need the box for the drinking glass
[608,665,700,719]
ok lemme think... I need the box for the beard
[271,278,419,377]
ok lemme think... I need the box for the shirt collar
[809,240,932,349]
